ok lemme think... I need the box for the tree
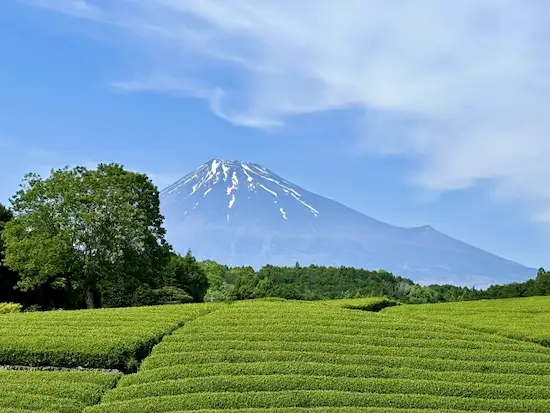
[535,267,550,296]
[0,203,12,225]
[161,250,209,302]
[199,259,235,302]
[199,259,229,290]
[231,266,259,300]
[1,163,170,308]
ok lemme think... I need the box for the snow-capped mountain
[160,159,536,287]
[161,159,321,228]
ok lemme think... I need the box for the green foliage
[0,369,120,413]
[88,298,550,412]
[102,373,550,402]
[131,285,193,306]
[1,164,171,309]
[0,303,215,372]
[161,251,209,302]
[204,281,236,302]
[0,302,21,314]
[118,360,550,388]
[2,297,550,411]
[0,203,12,225]
[390,295,550,347]
[151,286,193,305]
[86,390,550,413]
[200,259,236,302]
[131,284,156,307]
[198,262,416,302]
[325,297,400,312]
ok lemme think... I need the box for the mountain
[159,159,536,287]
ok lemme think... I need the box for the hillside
[160,158,535,287]
[389,296,550,346]
[2,297,550,412]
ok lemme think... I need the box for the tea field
[0,369,120,412]
[389,296,550,346]
[0,303,215,371]
[1,297,550,412]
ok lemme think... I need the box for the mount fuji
[159,159,536,287]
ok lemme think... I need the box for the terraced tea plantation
[389,296,550,346]
[2,297,550,412]
[87,299,550,413]
[0,303,215,371]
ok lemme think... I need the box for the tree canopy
[1,164,171,308]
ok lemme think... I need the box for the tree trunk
[85,287,96,309]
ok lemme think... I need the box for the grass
[0,369,120,413]
[86,298,550,412]
[0,303,216,372]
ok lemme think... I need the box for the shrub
[131,285,156,307]
[0,302,21,314]
[152,287,194,305]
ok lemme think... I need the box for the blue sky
[2,0,550,269]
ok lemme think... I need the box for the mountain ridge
[159,158,536,288]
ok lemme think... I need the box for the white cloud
[16,0,550,218]
[111,76,282,128]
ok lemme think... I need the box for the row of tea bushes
[0,369,120,413]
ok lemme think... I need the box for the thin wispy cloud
[17,0,550,221]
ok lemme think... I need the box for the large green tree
[1,163,171,308]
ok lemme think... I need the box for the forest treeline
[0,163,548,311]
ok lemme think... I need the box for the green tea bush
[118,360,550,388]
[103,374,550,402]
[0,369,120,413]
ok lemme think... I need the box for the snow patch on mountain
[160,158,320,222]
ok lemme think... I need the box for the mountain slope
[159,159,536,287]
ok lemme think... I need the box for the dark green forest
[0,163,548,311]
